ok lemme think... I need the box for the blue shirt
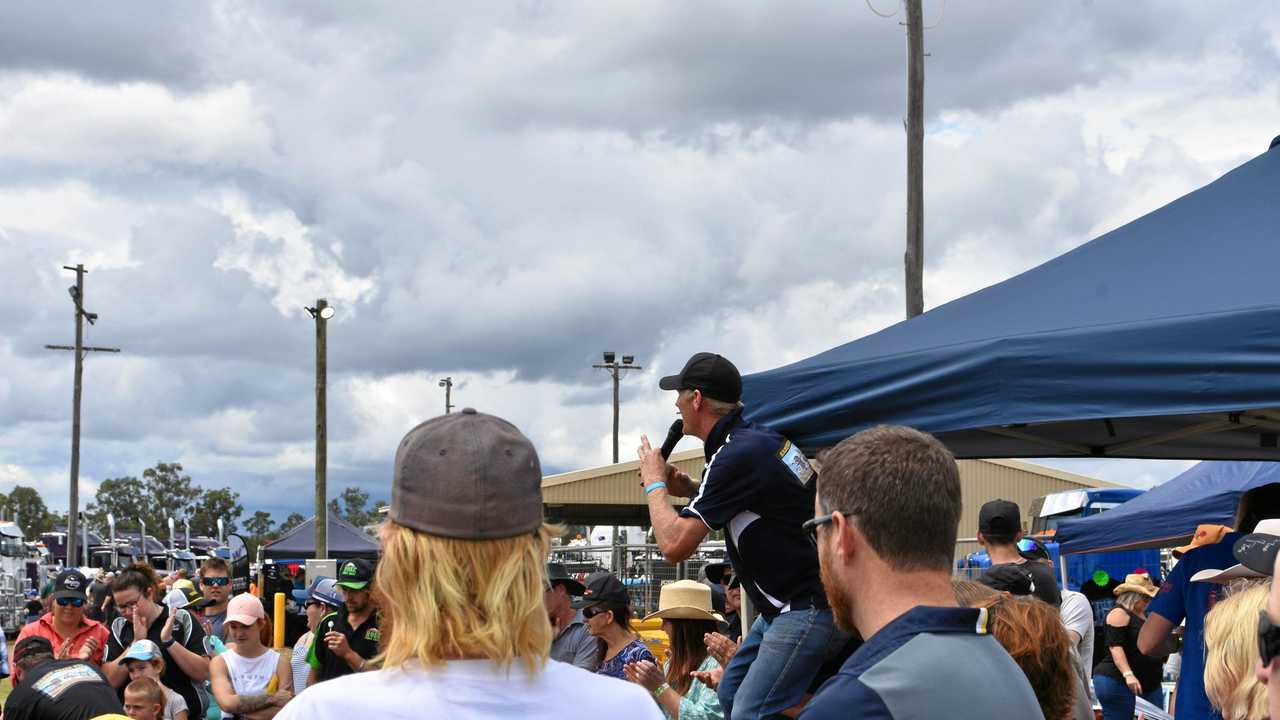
[1147,531,1241,720]
[800,606,1043,720]
[596,638,655,680]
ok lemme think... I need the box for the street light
[438,377,454,414]
[593,351,642,463]
[304,298,334,560]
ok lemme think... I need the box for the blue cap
[292,576,342,607]
[121,640,162,663]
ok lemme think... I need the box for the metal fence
[550,541,728,614]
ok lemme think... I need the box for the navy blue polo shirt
[800,606,1044,720]
[680,409,824,617]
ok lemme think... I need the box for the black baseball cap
[335,559,374,590]
[571,571,631,609]
[978,499,1022,538]
[1233,519,1280,576]
[659,353,742,404]
[703,561,734,586]
[978,564,1034,597]
[546,563,586,596]
[14,636,53,663]
[50,569,89,602]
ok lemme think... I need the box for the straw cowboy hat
[1172,524,1231,558]
[1113,573,1158,598]
[643,580,725,623]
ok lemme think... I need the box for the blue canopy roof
[1055,461,1280,553]
[742,139,1280,460]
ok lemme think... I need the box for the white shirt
[277,657,662,720]
[1059,589,1094,673]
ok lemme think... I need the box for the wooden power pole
[905,0,925,319]
[45,264,120,567]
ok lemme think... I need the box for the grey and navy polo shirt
[800,606,1044,720]
[680,408,824,617]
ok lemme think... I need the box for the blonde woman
[275,410,660,720]
[1092,573,1166,719]
[1204,581,1271,720]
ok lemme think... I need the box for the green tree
[244,510,274,538]
[188,487,243,536]
[142,463,201,531]
[279,512,306,534]
[327,499,340,517]
[8,486,53,539]
[339,486,370,526]
[85,476,146,532]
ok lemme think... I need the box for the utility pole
[438,377,454,414]
[592,352,642,463]
[305,299,335,560]
[45,264,119,568]
[905,0,925,318]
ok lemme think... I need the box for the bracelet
[1122,671,1135,678]
[652,683,670,699]
[162,637,176,648]
[645,482,667,495]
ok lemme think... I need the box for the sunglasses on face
[1260,610,1280,668]
[582,607,609,619]
[304,600,326,610]
[55,597,85,608]
[201,577,230,587]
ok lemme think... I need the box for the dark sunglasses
[304,600,326,610]
[201,577,230,587]
[802,514,834,541]
[55,597,85,608]
[582,606,610,619]
[1260,610,1280,667]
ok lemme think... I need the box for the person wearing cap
[209,594,292,718]
[289,577,341,695]
[3,635,126,720]
[975,500,1061,607]
[102,565,209,720]
[546,563,599,671]
[799,426,1043,720]
[1248,534,1280,720]
[196,558,233,642]
[1138,483,1280,720]
[118,640,189,720]
[306,558,379,684]
[639,353,838,719]
[624,580,725,720]
[13,569,111,687]
[1091,573,1165,719]
[574,571,656,680]
[1015,538,1095,720]
[276,409,660,720]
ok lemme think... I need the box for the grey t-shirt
[549,611,600,671]
[204,609,227,642]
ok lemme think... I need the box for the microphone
[660,419,685,460]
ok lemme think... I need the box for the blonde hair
[1114,591,1149,612]
[1204,581,1271,720]
[377,521,556,675]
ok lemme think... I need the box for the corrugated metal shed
[543,451,1115,555]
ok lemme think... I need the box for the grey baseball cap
[389,408,544,539]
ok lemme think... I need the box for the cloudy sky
[2,1,1277,526]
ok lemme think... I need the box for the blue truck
[958,487,1162,591]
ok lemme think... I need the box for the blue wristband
[645,482,667,495]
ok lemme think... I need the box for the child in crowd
[120,640,190,720]
[125,677,168,720]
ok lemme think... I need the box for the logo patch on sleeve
[777,440,815,486]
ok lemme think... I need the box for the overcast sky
[2,1,1277,525]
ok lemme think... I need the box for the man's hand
[325,630,351,658]
[637,436,697,497]
[704,632,739,668]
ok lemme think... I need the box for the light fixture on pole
[304,299,335,560]
[438,377,454,414]
[593,351,642,463]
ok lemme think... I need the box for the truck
[0,522,33,634]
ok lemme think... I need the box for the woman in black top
[1092,573,1167,719]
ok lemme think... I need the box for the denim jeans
[1093,673,1165,720]
[717,607,843,720]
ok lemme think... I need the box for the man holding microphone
[638,352,842,719]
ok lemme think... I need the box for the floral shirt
[665,655,723,720]
[597,638,655,680]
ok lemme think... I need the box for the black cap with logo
[659,353,742,404]
[335,559,374,590]
[49,569,88,602]
[570,571,631,609]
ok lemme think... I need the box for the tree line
[1,462,386,551]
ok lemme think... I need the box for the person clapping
[624,581,724,719]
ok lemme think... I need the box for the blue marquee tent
[1054,461,1280,553]
[261,511,379,560]
[742,138,1280,460]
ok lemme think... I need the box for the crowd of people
[5,350,1280,720]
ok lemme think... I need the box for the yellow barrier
[631,618,669,664]
[273,592,286,649]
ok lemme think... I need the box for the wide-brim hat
[1114,572,1158,598]
[642,580,725,624]
[1173,524,1232,558]
[703,562,733,586]
[546,563,586,596]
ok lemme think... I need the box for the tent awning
[741,139,1280,460]
[261,512,379,560]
